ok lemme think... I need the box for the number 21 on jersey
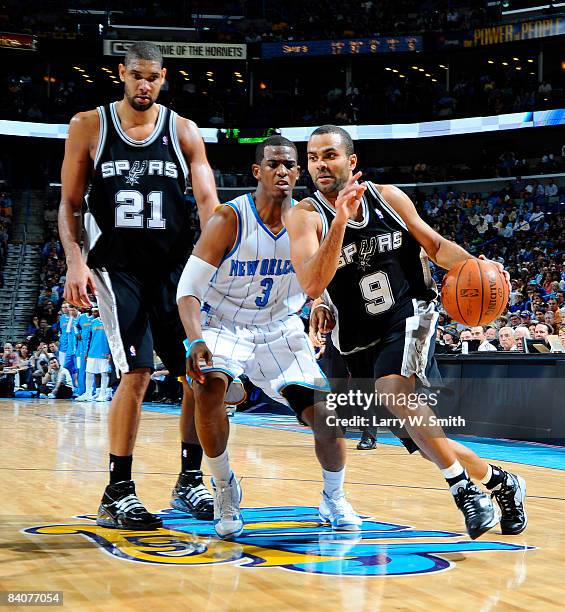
[115,189,166,229]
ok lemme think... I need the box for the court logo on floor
[23,506,531,577]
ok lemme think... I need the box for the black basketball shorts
[92,265,187,377]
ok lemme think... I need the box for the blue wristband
[184,338,205,357]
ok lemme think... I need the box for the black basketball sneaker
[491,472,527,535]
[357,431,377,450]
[96,480,162,530]
[171,471,214,520]
[453,482,499,540]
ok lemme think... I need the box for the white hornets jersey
[202,193,306,326]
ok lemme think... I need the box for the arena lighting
[425,73,431,77]
[179,70,188,75]
[502,62,509,66]
[488,60,494,64]
[392,69,398,73]
[512,57,519,61]
[431,78,438,82]
[438,64,446,68]
[516,66,522,70]
[385,67,392,71]
[527,59,534,63]
[411,66,418,70]
[399,74,406,78]
[418,68,424,72]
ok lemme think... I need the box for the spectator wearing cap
[520,310,534,325]
[498,327,518,351]
[509,312,522,328]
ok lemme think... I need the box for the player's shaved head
[125,41,163,68]
[255,136,297,164]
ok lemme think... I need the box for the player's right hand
[334,171,366,225]
[187,342,213,385]
[64,262,98,308]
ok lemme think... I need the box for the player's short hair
[255,136,297,164]
[310,125,354,156]
[125,41,163,68]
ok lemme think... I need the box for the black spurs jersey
[84,102,191,273]
[309,182,438,355]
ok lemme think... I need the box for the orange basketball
[441,258,509,326]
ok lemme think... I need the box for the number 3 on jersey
[255,278,274,308]
[359,271,395,315]
[115,189,166,229]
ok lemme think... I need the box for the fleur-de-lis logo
[23,506,532,576]
[125,160,148,186]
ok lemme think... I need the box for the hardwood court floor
[1,399,564,611]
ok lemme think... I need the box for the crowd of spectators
[260,65,560,129]
[3,62,562,129]
[415,176,565,351]
[0,188,13,288]
[1,0,502,42]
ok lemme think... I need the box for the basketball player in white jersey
[59,42,218,529]
[176,136,361,539]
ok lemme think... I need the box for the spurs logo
[358,237,377,270]
[125,160,148,186]
[23,506,531,576]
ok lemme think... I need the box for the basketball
[441,258,509,327]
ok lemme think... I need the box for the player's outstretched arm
[176,206,236,383]
[178,117,220,229]
[380,184,511,289]
[59,112,98,307]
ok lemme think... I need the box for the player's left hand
[478,254,511,293]
[187,342,213,385]
[309,304,335,346]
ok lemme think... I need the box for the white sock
[323,467,345,497]
[440,460,464,479]
[99,372,109,395]
[205,449,232,482]
[441,460,470,495]
[85,372,95,396]
[480,464,493,485]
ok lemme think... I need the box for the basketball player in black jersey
[59,42,219,529]
[286,125,527,539]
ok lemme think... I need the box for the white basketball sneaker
[319,490,362,531]
[75,393,94,402]
[211,472,243,539]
